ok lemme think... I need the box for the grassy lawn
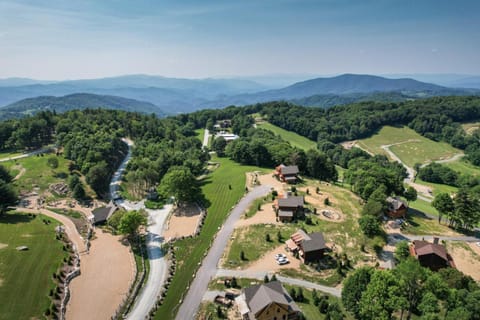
[357,126,461,167]
[154,157,268,319]
[195,128,205,143]
[224,224,297,268]
[0,211,67,320]
[283,284,354,320]
[257,122,317,151]
[2,154,70,194]
[408,198,439,217]
[402,213,454,235]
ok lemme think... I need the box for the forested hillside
[0,109,207,197]
[0,93,167,121]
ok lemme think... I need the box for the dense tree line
[0,111,56,150]
[0,165,17,213]
[418,161,480,189]
[342,260,480,320]
[432,190,480,230]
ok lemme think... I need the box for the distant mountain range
[0,93,165,121]
[0,73,479,120]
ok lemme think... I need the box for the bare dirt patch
[447,242,480,281]
[66,229,135,320]
[0,243,7,250]
[242,244,302,272]
[257,173,288,193]
[235,203,279,228]
[164,203,202,239]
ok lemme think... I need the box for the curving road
[175,185,271,320]
[215,269,341,297]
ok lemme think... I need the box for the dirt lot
[235,202,279,228]
[164,203,202,240]
[242,244,301,272]
[257,173,288,193]
[448,242,480,282]
[66,229,135,320]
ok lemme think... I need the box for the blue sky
[0,0,479,79]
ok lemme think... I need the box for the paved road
[110,138,133,201]
[175,185,271,320]
[215,269,341,297]
[126,204,172,320]
[392,233,478,242]
[0,146,53,163]
[202,128,210,148]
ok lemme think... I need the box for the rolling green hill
[256,121,317,150]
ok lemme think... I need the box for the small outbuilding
[90,201,118,225]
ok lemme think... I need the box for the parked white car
[275,253,287,260]
[277,258,289,265]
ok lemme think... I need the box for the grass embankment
[257,122,317,151]
[357,126,461,167]
[0,211,67,320]
[154,157,267,319]
[2,155,70,194]
[444,159,480,177]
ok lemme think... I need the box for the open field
[154,157,269,319]
[356,126,461,167]
[0,211,67,320]
[257,122,317,151]
[2,155,70,194]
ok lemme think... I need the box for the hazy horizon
[1,0,479,80]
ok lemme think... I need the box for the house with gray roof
[235,281,301,320]
[275,195,304,222]
[286,229,328,263]
[89,201,117,225]
[275,164,299,184]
